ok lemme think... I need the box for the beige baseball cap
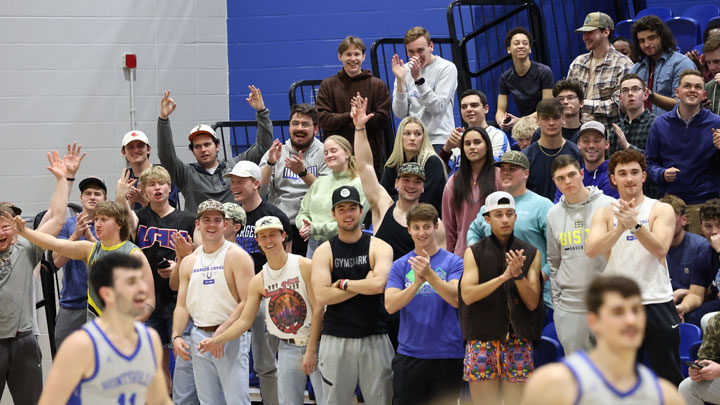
[576,12,614,32]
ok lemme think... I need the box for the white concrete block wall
[0,0,230,217]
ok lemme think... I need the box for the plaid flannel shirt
[567,47,634,126]
[608,109,656,155]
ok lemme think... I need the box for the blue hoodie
[646,106,720,204]
[553,160,619,203]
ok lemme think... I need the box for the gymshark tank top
[68,320,156,405]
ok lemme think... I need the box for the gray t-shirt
[0,238,43,338]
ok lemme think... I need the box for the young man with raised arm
[38,254,172,405]
[311,185,395,404]
[171,200,255,404]
[586,149,682,385]
[197,216,324,404]
[385,203,464,404]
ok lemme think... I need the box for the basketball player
[522,276,683,404]
[38,253,171,405]
[197,216,324,404]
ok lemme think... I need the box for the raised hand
[408,249,431,279]
[408,56,422,80]
[116,168,135,200]
[46,149,68,180]
[285,151,305,176]
[72,212,93,240]
[505,249,526,279]
[499,113,519,132]
[443,128,464,152]
[127,181,148,208]
[350,93,375,128]
[267,139,282,165]
[159,90,177,120]
[2,211,25,235]
[246,85,265,112]
[391,54,406,82]
[612,199,638,230]
[611,123,630,150]
[63,142,86,178]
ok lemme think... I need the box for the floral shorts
[463,335,534,382]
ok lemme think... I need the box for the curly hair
[631,16,677,61]
[700,199,720,223]
[608,149,646,176]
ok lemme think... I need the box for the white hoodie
[547,186,615,313]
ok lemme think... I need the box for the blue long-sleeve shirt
[645,106,720,204]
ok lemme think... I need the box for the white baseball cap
[223,160,261,180]
[121,130,150,147]
[188,124,218,142]
[483,191,516,215]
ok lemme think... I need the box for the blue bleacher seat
[683,5,720,34]
[541,322,565,357]
[665,17,702,53]
[615,19,634,41]
[680,323,702,360]
[534,336,563,368]
[636,7,673,21]
[694,43,704,54]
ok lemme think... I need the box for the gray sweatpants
[318,334,393,405]
[553,308,595,354]
[679,376,720,405]
[54,306,86,350]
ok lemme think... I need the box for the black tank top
[374,203,413,261]
[323,233,387,338]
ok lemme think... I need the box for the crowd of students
[3,9,720,405]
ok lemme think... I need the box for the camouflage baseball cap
[222,202,246,227]
[397,162,426,180]
[196,199,225,218]
[495,150,529,170]
[576,12,614,32]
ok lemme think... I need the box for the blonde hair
[511,116,538,141]
[94,201,131,241]
[385,116,438,169]
[324,135,358,178]
[405,26,431,45]
[138,166,171,190]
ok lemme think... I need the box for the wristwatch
[513,273,525,281]
[630,222,642,234]
[647,90,654,101]
[414,77,425,86]
[298,168,308,177]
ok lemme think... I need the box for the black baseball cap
[79,177,107,194]
[332,186,361,208]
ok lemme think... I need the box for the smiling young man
[630,15,696,115]
[440,89,509,168]
[460,191,543,405]
[646,69,720,234]
[157,87,273,212]
[38,254,172,405]
[522,276,683,405]
[567,12,633,125]
[385,203,464,404]
[311,185,395,404]
[196,216,324,405]
[316,36,391,174]
[392,26,458,149]
[261,104,329,256]
[703,34,720,115]
[547,155,615,353]
[171,200,255,404]
[120,130,180,209]
[586,149,682,385]
[553,120,618,202]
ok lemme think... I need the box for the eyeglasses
[290,121,313,128]
[620,86,645,94]
[557,95,578,102]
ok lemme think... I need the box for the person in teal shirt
[466,151,554,309]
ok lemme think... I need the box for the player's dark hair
[89,253,143,307]
[700,199,720,223]
[586,276,642,314]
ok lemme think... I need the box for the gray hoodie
[157,109,273,212]
[546,186,615,312]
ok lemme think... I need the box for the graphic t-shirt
[262,254,312,340]
[236,200,293,273]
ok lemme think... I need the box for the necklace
[537,139,565,157]
[199,244,223,268]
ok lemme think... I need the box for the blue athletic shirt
[386,248,464,359]
[58,216,97,310]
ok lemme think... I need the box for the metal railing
[213,120,290,161]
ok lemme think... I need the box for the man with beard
[260,104,329,256]
[312,185,395,404]
[157,86,273,211]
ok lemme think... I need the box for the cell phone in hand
[157,258,171,269]
[504,115,512,124]
[684,360,705,369]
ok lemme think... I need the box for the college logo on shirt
[282,165,317,180]
[136,226,189,250]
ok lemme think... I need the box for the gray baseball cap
[578,120,607,139]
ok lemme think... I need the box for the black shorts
[392,353,463,405]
